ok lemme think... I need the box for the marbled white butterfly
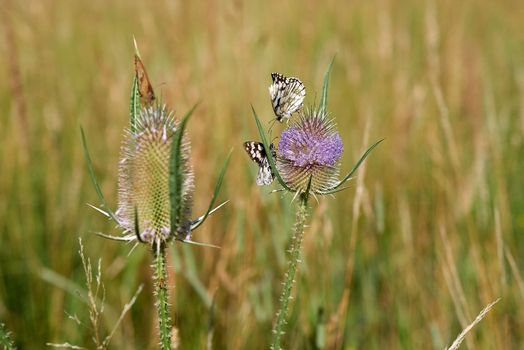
[243,141,276,186]
[269,72,306,122]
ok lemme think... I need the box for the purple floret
[278,122,343,168]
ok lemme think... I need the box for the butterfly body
[243,141,276,186]
[269,72,306,122]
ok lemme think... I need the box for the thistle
[81,52,230,349]
[247,59,382,349]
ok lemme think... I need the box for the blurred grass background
[1,0,524,348]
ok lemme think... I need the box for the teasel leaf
[319,138,384,195]
[129,75,139,133]
[80,126,120,224]
[319,55,336,113]
[169,104,197,236]
[178,239,220,249]
[191,201,229,231]
[191,150,232,231]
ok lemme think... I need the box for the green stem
[153,244,173,349]
[271,193,309,350]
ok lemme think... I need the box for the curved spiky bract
[117,105,194,244]
[276,108,343,194]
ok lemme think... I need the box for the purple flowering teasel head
[276,108,343,193]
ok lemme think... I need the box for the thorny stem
[271,192,309,350]
[153,243,173,349]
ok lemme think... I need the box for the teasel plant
[0,323,16,350]
[80,49,230,349]
[250,59,382,349]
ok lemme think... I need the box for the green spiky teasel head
[117,104,194,244]
[81,59,229,248]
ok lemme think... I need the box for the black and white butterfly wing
[269,72,306,122]
[256,158,273,186]
[243,141,275,186]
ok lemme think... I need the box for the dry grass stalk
[446,298,500,350]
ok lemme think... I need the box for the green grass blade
[251,105,294,192]
[321,138,383,195]
[169,104,198,236]
[207,295,217,345]
[38,267,120,323]
[181,245,213,307]
[129,75,139,132]
[319,55,336,113]
[190,150,232,232]
[80,126,120,224]
[315,308,326,349]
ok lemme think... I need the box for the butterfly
[134,54,156,105]
[243,141,277,186]
[269,72,306,122]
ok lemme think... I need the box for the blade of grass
[181,245,213,307]
[38,267,119,322]
[446,298,500,350]
[207,295,217,350]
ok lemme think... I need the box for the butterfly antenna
[267,118,277,137]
